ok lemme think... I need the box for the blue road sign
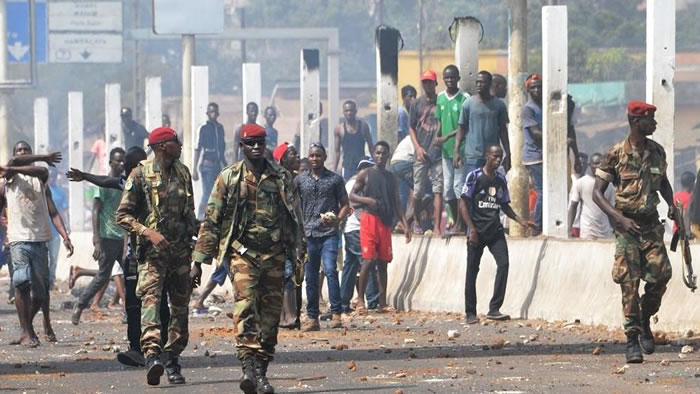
[7,0,47,64]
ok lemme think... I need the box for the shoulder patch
[125,177,134,191]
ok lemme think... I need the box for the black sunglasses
[242,138,266,147]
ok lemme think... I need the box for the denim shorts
[10,241,50,301]
[210,261,230,286]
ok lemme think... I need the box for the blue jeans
[48,236,61,286]
[526,163,543,230]
[391,161,413,212]
[340,231,379,312]
[305,234,341,318]
[198,165,221,219]
[442,157,468,201]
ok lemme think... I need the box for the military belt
[231,239,283,260]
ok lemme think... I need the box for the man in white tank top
[0,141,73,347]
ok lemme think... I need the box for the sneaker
[330,313,343,329]
[301,318,320,332]
[466,314,479,324]
[486,311,511,321]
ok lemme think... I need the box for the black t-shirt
[409,96,441,163]
[461,168,511,241]
[363,167,396,226]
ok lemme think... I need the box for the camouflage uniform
[596,138,672,334]
[116,159,198,357]
[193,158,304,361]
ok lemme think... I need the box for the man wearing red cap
[116,127,199,386]
[409,69,444,235]
[594,101,676,364]
[193,125,305,394]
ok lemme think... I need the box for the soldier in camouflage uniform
[593,101,676,364]
[116,127,198,385]
[192,124,304,394]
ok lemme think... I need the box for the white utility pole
[542,5,568,239]
[375,26,400,151]
[242,63,262,125]
[454,17,480,95]
[646,0,675,190]
[144,76,162,132]
[327,31,340,167]
[507,0,529,237]
[104,83,121,174]
[68,92,85,231]
[182,34,195,168]
[33,98,49,155]
[0,0,8,164]
[191,65,209,203]
[300,49,321,158]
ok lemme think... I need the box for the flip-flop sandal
[375,306,396,314]
[68,265,75,289]
[45,332,57,343]
[354,306,368,316]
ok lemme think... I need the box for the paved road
[0,284,698,393]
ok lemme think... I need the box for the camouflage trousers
[613,221,672,334]
[230,247,286,361]
[136,254,192,357]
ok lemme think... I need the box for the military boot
[254,356,275,394]
[165,355,186,384]
[625,332,643,364]
[146,354,164,386]
[239,355,257,394]
[639,314,655,354]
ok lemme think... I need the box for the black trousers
[464,232,509,316]
[124,255,170,352]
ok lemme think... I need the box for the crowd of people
[0,65,699,392]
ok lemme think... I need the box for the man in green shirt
[72,148,126,325]
[434,65,468,234]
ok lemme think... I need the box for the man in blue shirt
[521,74,544,235]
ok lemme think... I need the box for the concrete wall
[55,233,700,333]
[387,235,700,334]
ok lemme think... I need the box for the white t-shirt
[390,136,415,164]
[5,174,52,242]
[344,177,361,233]
[569,174,615,239]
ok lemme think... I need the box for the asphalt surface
[0,280,699,393]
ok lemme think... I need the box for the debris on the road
[492,338,506,349]
[612,365,628,375]
[685,330,694,338]
[333,343,348,350]
[347,360,356,371]
[396,372,407,378]
[592,347,601,356]
[680,345,694,354]
[528,334,539,342]
[466,369,477,375]
[74,349,88,354]
[447,330,460,339]
[660,359,670,366]
[404,338,415,344]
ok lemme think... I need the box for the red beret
[525,73,542,88]
[420,69,437,82]
[148,127,178,146]
[240,123,266,139]
[273,142,290,163]
[627,101,656,117]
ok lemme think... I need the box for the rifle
[670,199,697,292]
